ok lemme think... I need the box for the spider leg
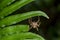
[29,26,32,30]
[36,27,39,31]
[37,16,40,23]
[28,18,32,24]
[38,22,41,27]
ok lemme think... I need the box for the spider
[28,17,41,31]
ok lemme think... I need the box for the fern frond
[0,11,49,27]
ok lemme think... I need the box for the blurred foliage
[0,0,50,40]
[16,0,60,40]
[0,0,60,40]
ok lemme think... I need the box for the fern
[0,0,49,40]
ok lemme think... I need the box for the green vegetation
[0,0,49,40]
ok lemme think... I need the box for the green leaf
[23,38,44,40]
[1,32,45,40]
[0,25,29,35]
[0,0,34,19]
[0,0,15,10]
[0,11,49,27]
